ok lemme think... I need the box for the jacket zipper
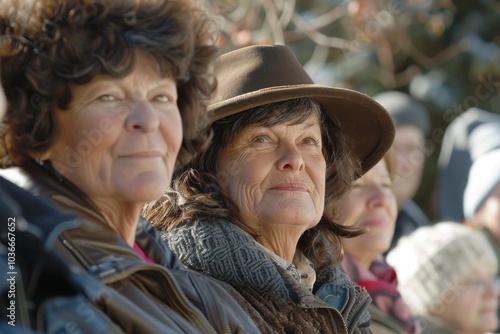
[61,236,219,333]
[333,307,349,334]
[52,195,228,333]
[144,224,232,333]
[60,238,92,269]
[345,294,371,334]
[337,285,370,334]
[147,265,219,334]
[306,300,349,334]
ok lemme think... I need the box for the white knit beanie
[463,149,500,220]
[386,222,498,316]
[469,122,500,161]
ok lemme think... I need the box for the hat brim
[209,84,395,174]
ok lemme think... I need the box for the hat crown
[207,44,395,174]
[211,45,314,107]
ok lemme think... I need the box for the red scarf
[341,254,421,334]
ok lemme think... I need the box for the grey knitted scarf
[163,219,371,328]
[164,219,294,300]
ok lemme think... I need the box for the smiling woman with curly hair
[0,1,259,333]
[0,0,215,168]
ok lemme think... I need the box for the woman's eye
[97,94,117,102]
[153,95,171,103]
[251,135,270,143]
[303,137,320,146]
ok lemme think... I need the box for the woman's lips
[363,218,389,228]
[270,183,309,192]
[119,151,164,159]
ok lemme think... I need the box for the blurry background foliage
[203,0,500,220]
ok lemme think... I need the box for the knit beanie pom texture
[387,222,498,316]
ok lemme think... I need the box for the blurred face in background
[433,266,499,334]
[474,183,500,242]
[392,125,426,206]
[334,158,397,266]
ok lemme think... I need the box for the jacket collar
[53,196,175,275]
[21,159,180,273]
[0,176,79,249]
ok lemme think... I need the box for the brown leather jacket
[26,164,260,334]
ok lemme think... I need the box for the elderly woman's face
[335,159,397,257]
[435,266,499,334]
[217,113,326,232]
[44,52,182,204]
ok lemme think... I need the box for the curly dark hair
[143,98,364,266]
[0,0,218,168]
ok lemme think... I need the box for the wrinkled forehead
[211,98,335,167]
[220,98,324,140]
[254,103,323,128]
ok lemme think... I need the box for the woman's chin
[262,208,320,229]
[119,174,169,203]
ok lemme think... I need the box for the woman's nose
[276,145,305,172]
[367,185,389,209]
[125,100,160,133]
[484,279,500,298]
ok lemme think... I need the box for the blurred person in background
[372,91,431,253]
[464,148,500,332]
[144,44,396,334]
[0,0,259,332]
[437,107,500,222]
[329,151,421,334]
[387,222,499,334]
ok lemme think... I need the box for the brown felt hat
[208,44,395,173]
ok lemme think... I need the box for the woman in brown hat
[144,44,395,334]
[0,0,259,332]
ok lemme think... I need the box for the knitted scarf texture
[164,219,372,333]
